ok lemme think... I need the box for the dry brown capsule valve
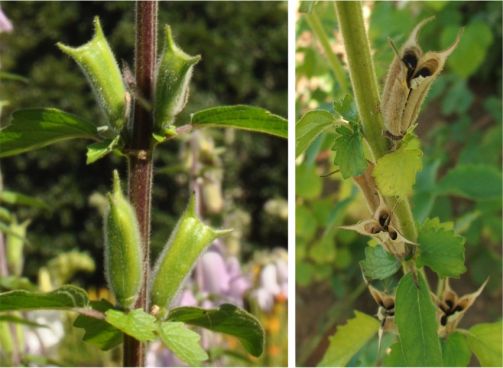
[381,17,462,140]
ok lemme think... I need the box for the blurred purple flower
[252,259,288,312]
[0,7,13,33]
[199,250,251,307]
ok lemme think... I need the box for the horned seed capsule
[57,17,127,134]
[154,25,201,135]
[103,170,143,309]
[381,17,462,140]
[150,194,231,314]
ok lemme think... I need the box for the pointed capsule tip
[214,228,233,237]
[112,170,122,195]
[93,16,104,37]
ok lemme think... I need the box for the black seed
[441,314,448,326]
[379,213,389,227]
[414,67,432,78]
[390,231,398,240]
[402,53,417,71]
[454,305,464,313]
[446,299,454,309]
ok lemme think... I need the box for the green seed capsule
[104,170,143,308]
[6,219,30,277]
[57,17,127,134]
[150,195,231,312]
[154,25,201,134]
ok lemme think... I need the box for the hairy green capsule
[154,25,201,134]
[6,219,30,276]
[150,195,231,312]
[104,170,143,309]
[57,17,127,134]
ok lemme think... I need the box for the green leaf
[0,285,88,311]
[0,315,48,329]
[298,1,317,13]
[417,218,466,278]
[86,135,120,164]
[442,332,471,367]
[382,342,407,366]
[191,105,287,138]
[158,322,208,366]
[0,276,36,291]
[0,190,49,210]
[296,163,322,200]
[296,110,339,157]
[168,303,264,357]
[0,108,99,158]
[0,71,29,84]
[359,245,401,280]
[441,21,493,78]
[395,273,443,367]
[466,322,503,367]
[333,94,358,122]
[73,300,123,351]
[332,122,367,179]
[437,164,502,200]
[105,309,157,342]
[373,136,423,197]
[318,310,379,367]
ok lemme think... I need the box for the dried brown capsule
[381,17,462,140]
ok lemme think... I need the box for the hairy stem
[125,1,157,366]
[335,1,417,241]
[305,9,348,94]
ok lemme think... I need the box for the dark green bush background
[0,2,287,285]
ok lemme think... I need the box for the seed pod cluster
[57,17,127,134]
[103,170,143,309]
[381,17,462,140]
[150,194,231,313]
[154,25,201,134]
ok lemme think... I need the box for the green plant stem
[305,9,348,94]
[125,1,157,366]
[334,1,417,242]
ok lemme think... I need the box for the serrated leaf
[296,110,339,157]
[437,164,501,200]
[417,218,466,278]
[395,273,442,367]
[332,123,367,179]
[73,300,123,351]
[86,135,120,164]
[168,303,264,357]
[318,310,379,367]
[0,285,88,311]
[359,245,401,280]
[191,105,287,138]
[158,322,208,366]
[0,108,99,157]
[466,322,503,367]
[442,332,471,367]
[105,309,157,342]
[333,94,358,122]
[373,138,423,197]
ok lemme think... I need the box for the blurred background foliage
[0,1,287,285]
[296,1,501,366]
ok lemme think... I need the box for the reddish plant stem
[125,1,157,366]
